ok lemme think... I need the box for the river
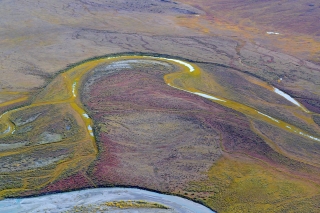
[0,188,216,213]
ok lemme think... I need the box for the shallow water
[0,188,216,213]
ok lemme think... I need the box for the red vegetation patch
[91,137,122,184]
[42,172,94,193]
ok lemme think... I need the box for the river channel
[0,188,216,213]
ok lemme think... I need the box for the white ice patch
[167,84,226,102]
[267,32,280,35]
[87,125,94,137]
[257,111,280,123]
[273,88,303,108]
[167,83,190,93]
[130,59,170,67]
[144,56,195,72]
[299,131,320,142]
[72,82,77,97]
[193,92,226,102]
[109,55,195,72]
[107,59,171,70]
[165,58,195,72]
[257,112,320,142]
[106,61,133,69]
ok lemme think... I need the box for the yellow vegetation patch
[0,103,97,198]
[105,200,169,209]
[0,96,29,108]
[34,75,71,103]
[190,156,320,213]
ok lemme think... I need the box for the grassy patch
[105,200,169,209]
[189,156,320,213]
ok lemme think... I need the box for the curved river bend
[0,188,215,213]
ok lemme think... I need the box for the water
[0,188,216,213]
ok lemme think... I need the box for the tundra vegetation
[1,0,320,212]
[0,53,320,212]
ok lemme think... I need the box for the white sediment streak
[257,111,280,123]
[72,82,77,97]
